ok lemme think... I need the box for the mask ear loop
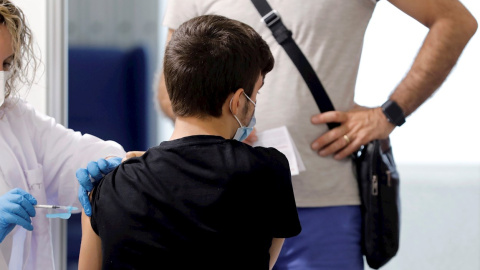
[242,92,257,123]
[243,92,256,107]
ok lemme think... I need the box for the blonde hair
[0,0,39,99]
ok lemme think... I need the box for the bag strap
[251,0,339,130]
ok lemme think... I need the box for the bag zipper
[386,170,391,187]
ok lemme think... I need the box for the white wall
[12,0,47,114]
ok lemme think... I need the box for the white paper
[288,130,306,172]
[252,126,306,175]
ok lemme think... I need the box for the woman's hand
[0,188,37,242]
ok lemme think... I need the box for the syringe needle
[35,204,61,209]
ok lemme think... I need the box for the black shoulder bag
[251,0,400,268]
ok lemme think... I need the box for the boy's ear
[230,88,244,115]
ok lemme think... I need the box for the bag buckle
[261,10,281,27]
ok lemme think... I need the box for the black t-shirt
[91,135,301,270]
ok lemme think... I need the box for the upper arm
[269,238,285,270]
[388,0,477,29]
[157,28,176,120]
[166,28,174,43]
[265,149,301,237]
[78,206,102,270]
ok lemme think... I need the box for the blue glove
[0,188,37,243]
[76,157,122,216]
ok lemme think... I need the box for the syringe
[34,204,78,211]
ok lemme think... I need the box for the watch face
[382,100,405,126]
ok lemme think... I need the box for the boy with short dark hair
[78,15,301,270]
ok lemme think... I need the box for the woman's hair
[0,0,39,99]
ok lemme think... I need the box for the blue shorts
[273,206,364,270]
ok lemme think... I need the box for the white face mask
[0,71,9,107]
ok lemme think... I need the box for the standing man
[156,0,477,269]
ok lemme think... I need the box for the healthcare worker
[0,1,126,269]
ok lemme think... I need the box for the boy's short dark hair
[164,15,274,118]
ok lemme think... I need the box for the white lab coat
[0,98,126,270]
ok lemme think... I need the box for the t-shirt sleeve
[264,148,302,238]
[163,0,201,30]
[90,172,112,236]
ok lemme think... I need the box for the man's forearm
[389,1,477,116]
[157,71,176,121]
[157,28,177,122]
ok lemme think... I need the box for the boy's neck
[170,115,235,141]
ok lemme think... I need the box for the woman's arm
[78,208,102,270]
[269,238,285,270]
[22,99,125,207]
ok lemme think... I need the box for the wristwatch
[381,100,406,126]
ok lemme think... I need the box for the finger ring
[343,135,351,144]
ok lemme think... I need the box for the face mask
[0,71,6,107]
[230,92,256,141]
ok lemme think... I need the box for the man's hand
[76,157,122,216]
[310,106,395,160]
[242,128,258,146]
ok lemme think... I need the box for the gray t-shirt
[163,0,377,207]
